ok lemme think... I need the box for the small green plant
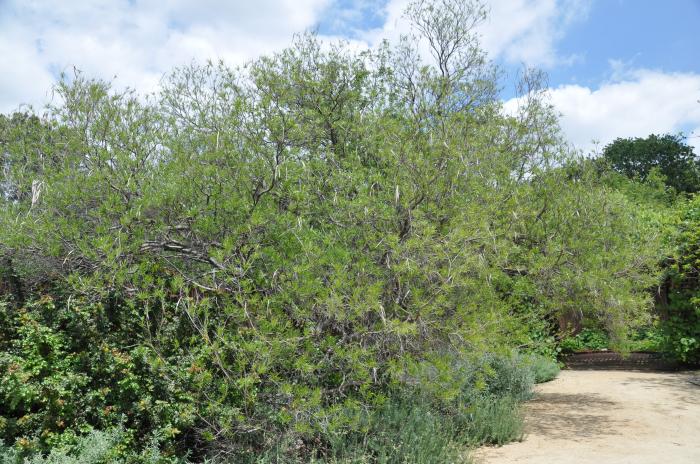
[559,328,610,353]
[462,396,524,446]
[627,326,664,352]
[482,353,536,402]
[346,396,463,464]
[0,428,182,464]
[662,314,700,363]
[521,354,560,384]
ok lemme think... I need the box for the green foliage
[559,326,665,354]
[0,0,658,460]
[594,155,695,360]
[208,351,534,463]
[602,133,700,194]
[347,352,537,459]
[461,396,524,447]
[0,297,196,459]
[521,354,560,384]
[627,326,664,353]
[0,427,182,464]
[560,328,611,353]
[481,353,536,402]
[662,195,700,363]
[325,395,465,464]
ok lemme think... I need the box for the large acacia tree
[0,0,663,459]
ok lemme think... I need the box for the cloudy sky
[1,0,699,153]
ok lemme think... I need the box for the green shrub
[559,328,610,353]
[522,322,562,362]
[0,442,20,464]
[482,353,536,402]
[462,395,524,446]
[627,326,664,352]
[662,314,700,363]
[221,352,532,463]
[521,354,560,384]
[559,326,667,355]
[661,195,700,363]
[0,428,182,464]
[0,0,663,460]
[0,297,197,459]
[338,396,463,464]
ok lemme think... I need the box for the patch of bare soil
[474,369,700,464]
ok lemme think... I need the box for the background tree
[602,133,700,194]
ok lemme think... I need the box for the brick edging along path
[563,351,681,371]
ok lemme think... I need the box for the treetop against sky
[0,0,698,153]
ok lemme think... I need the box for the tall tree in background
[602,133,700,194]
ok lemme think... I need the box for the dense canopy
[0,1,669,462]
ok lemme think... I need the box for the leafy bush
[481,353,536,402]
[559,328,611,353]
[340,354,533,460]
[521,354,560,384]
[331,396,464,464]
[0,428,181,464]
[0,0,661,460]
[521,323,562,363]
[661,195,700,363]
[627,326,664,352]
[202,352,531,463]
[462,396,524,446]
[559,325,666,356]
[0,297,196,459]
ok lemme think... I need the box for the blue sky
[319,1,700,85]
[545,0,700,87]
[1,0,699,152]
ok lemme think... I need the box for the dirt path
[474,369,700,464]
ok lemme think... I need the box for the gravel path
[474,369,700,464]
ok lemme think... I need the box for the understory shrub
[0,428,181,464]
[662,195,700,363]
[225,351,535,463]
[480,353,536,402]
[628,326,664,353]
[325,395,464,464]
[521,354,560,384]
[560,326,665,355]
[0,297,196,459]
[559,328,610,353]
[462,395,524,446]
[0,339,537,463]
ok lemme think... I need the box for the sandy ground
[474,369,700,464]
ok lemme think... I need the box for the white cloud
[0,23,55,113]
[480,0,589,67]
[0,0,330,112]
[546,69,700,153]
[0,0,592,113]
[4,0,697,159]
[358,0,590,67]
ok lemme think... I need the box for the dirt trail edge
[474,369,700,464]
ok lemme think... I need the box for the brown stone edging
[562,351,681,371]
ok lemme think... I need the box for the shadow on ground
[621,372,700,405]
[524,392,626,441]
